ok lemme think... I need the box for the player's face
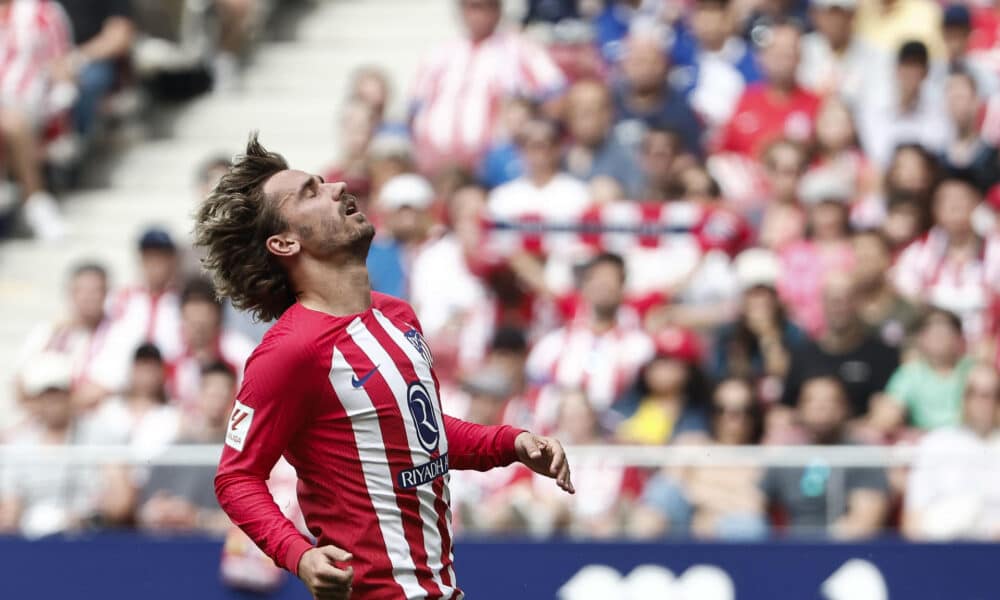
[264,169,375,261]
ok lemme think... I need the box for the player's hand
[297,545,354,600]
[515,432,575,494]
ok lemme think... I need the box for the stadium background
[1,0,999,598]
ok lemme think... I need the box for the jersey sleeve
[214,337,315,575]
[443,415,524,471]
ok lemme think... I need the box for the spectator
[0,354,131,537]
[717,21,820,158]
[14,262,111,412]
[409,0,566,173]
[0,0,73,240]
[879,143,938,250]
[851,229,920,348]
[857,40,951,168]
[322,100,378,202]
[367,174,436,300]
[942,70,999,195]
[348,65,391,124]
[167,278,254,411]
[713,248,806,398]
[776,171,856,337]
[941,4,999,97]
[477,96,533,189]
[671,0,763,130]
[903,363,1000,540]
[79,343,180,456]
[853,0,945,60]
[210,0,258,91]
[629,378,767,540]
[525,253,654,427]
[757,139,808,250]
[893,177,1000,344]
[617,326,711,444]
[612,23,704,154]
[635,126,684,200]
[53,0,135,137]
[763,376,890,539]
[563,79,643,197]
[881,308,974,433]
[137,362,236,534]
[798,0,882,106]
[89,227,182,395]
[781,274,899,417]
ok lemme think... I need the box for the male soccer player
[196,135,574,600]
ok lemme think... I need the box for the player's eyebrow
[296,175,319,198]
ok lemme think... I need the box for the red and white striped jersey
[0,0,71,110]
[215,293,524,600]
[409,30,565,173]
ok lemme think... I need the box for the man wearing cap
[367,174,435,300]
[941,4,999,96]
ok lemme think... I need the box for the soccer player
[195,135,574,600]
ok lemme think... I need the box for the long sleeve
[214,340,314,575]
[444,415,524,471]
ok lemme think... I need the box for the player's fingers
[558,463,575,494]
[315,565,354,585]
[319,544,353,563]
[548,440,565,476]
[525,435,544,459]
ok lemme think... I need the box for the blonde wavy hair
[193,134,296,322]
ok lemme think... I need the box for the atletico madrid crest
[404,328,433,367]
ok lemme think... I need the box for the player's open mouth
[344,198,359,216]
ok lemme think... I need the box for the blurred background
[1,0,999,598]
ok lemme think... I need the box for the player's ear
[266,233,299,258]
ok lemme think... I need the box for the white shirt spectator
[905,427,1000,539]
[892,228,1000,342]
[798,33,888,108]
[686,40,752,128]
[856,80,951,168]
[15,318,112,391]
[410,29,565,172]
[78,397,180,459]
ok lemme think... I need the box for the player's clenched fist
[297,545,354,600]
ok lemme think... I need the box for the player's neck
[296,259,373,317]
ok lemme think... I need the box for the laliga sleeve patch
[226,401,255,452]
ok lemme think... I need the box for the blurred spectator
[409,0,566,173]
[798,0,880,105]
[903,363,1000,540]
[763,376,890,538]
[851,229,920,348]
[618,327,710,443]
[54,0,135,137]
[0,0,73,240]
[79,343,180,456]
[167,278,254,412]
[138,362,236,534]
[211,0,259,92]
[322,100,377,201]
[523,0,579,24]
[195,155,233,201]
[411,183,494,373]
[1,354,131,537]
[809,98,879,229]
[612,24,704,154]
[671,0,763,130]
[781,274,899,417]
[942,70,999,195]
[477,96,532,189]
[776,171,855,337]
[629,378,767,540]
[941,4,999,97]
[367,174,435,299]
[757,139,808,249]
[525,253,654,427]
[717,21,820,158]
[893,177,1000,343]
[857,40,950,168]
[881,308,973,433]
[713,249,806,397]
[525,389,643,538]
[635,126,684,199]
[563,79,643,197]
[14,262,110,411]
[88,227,182,395]
[348,65,391,124]
[853,0,945,59]
[879,143,938,250]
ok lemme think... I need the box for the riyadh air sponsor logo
[558,559,887,600]
[407,380,439,452]
[226,401,254,452]
[397,454,449,488]
[404,328,433,367]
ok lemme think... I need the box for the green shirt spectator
[886,355,974,429]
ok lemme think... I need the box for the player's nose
[329,181,348,201]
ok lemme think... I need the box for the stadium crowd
[4,0,1000,553]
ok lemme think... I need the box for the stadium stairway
[0,0,458,427]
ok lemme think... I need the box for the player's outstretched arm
[514,432,575,494]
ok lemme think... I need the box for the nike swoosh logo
[351,365,380,388]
